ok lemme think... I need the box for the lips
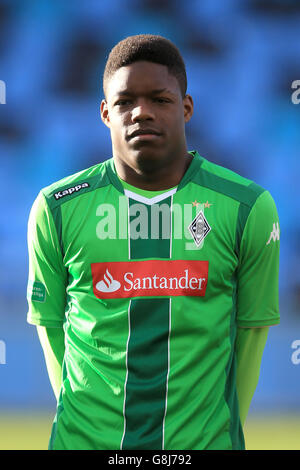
[127,128,162,140]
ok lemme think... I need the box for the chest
[60,186,239,296]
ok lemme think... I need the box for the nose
[131,99,154,122]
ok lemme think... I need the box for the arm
[235,190,280,425]
[27,191,68,399]
[37,326,65,401]
[235,326,269,427]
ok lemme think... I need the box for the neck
[113,152,193,191]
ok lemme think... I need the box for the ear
[100,99,110,128]
[183,94,194,123]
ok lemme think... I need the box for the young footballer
[27,34,280,450]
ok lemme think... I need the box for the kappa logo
[188,210,211,247]
[54,182,90,200]
[266,222,280,245]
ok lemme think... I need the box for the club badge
[188,210,211,247]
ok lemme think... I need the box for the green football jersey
[27,151,280,450]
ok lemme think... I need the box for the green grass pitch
[0,412,299,450]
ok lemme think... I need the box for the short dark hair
[103,34,187,98]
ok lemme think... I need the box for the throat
[115,152,192,191]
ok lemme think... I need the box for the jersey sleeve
[235,326,269,426]
[27,191,67,327]
[236,190,280,327]
[37,325,65,400]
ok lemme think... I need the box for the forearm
[235,326,269,427]
[37,325,65,401]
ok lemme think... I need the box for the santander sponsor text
[91,260,209,299]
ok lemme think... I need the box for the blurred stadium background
[0,0,299,450]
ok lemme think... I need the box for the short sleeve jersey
[27,151,280,450]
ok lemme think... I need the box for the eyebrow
[115,88,177,97]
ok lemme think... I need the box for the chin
[133,151,167,173]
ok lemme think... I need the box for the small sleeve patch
[27,280,46,303]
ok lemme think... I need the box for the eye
[154,97,170,103]
[115,99,132,106]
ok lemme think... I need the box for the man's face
[101,61,193,174]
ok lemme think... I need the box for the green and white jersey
[27,151,280,450]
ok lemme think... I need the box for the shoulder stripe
[41,193,64,257]
[234,184,266,258]
[191,168,265,206]
[190,164,266,257]
[44,172,111,211]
